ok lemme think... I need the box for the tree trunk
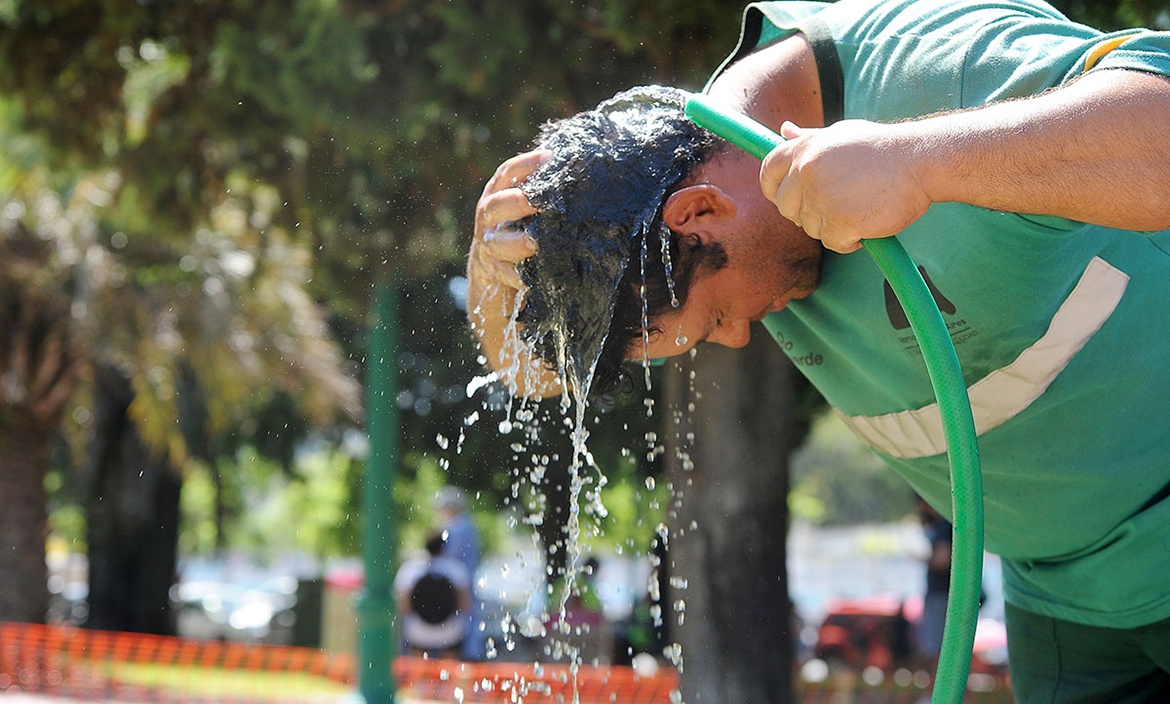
[82,365,181,635]
[0,415,50,624]
[663,334,799,704]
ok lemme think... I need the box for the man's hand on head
[470,150,550,288]
[466,150,562,398]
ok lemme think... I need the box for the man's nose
[708,319,751,348]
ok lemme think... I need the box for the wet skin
[635,148,822,361]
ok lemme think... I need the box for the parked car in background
[170,576,298,644]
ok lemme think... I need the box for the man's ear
[662,184,737,233]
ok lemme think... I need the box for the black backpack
[410,569,458,625]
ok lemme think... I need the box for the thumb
[760,138,797,208]
[780,121,807,140]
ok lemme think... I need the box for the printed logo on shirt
[884,267,955,329]
[771,328,825,366]
[884,267,979,355]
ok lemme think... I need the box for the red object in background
[812,596,1009,679]
[814,596,913,671]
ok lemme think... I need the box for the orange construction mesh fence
[0,621,680,703]
[0,622,1018,703]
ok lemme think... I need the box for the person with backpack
[394,532,472,658]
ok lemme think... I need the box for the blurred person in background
[394,532,471,658]
[434,487,483,659]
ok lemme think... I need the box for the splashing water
[510,88,711,678]
[452,363,700,704]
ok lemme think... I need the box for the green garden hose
[685,94,985,704]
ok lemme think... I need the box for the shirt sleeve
[810,0,1168,120]
[1083,30,1170,77]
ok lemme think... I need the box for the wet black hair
[516,86,729,400]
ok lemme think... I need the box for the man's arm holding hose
[760,69,1170,254]
[466,150,563,398]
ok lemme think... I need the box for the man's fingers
[484,150,552,196]
[779,121,806,140]
[773,168,805,229]
[797,207,820,241]
[759,142,794,208]
[761,125,867,253]
[483,225,537,262]
[470,228,529,290]
[470,150,553,300]
[477,150,551,236]
[478,189,538,233]
[483,252,527,290]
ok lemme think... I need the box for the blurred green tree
[0,1,366,628]
[1049,0,1170,29]
[0,0,737,629]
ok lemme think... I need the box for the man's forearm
[762,68,1170,253]
[916,69,1170,231]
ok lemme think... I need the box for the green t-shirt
[711,0,1170,627]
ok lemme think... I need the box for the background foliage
[1,0,1166,629]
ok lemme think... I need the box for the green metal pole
[357,274,399,703]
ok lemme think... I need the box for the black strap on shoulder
[797,16,845,126]
[734,8,767,71]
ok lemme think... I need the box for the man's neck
[707,32,825,133]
